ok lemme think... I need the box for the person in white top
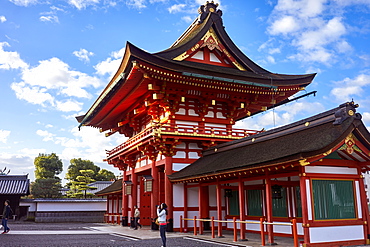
[133,205,141,230]
[157,203,168,247]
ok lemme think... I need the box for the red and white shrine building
[79,2,370,246]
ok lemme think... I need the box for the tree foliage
[67,169,97,198]
[34,153,63,179]
[31,178,62,198]
[31,153,63,198]
[65,158,116,197]
[66,158,115,185]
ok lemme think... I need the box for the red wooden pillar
[299,167,310,246]
[165,156,173,220]
[199,185,209,218]
[131,168,138,224]
[151,160,159,221]
[184,183,188,232]
[122,170,128,225]
[238,176,246,240]
[216,182,223,237]
[357,170,370,243]
[116,194,120,223]
[106,194,110,223]
[265,178,275,244]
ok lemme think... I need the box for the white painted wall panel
[36,202,106,211]
[305,166,358,175]
[173,163,189,171]
[188,186,199,207]
[355,180,362,219]
[209,185,217,207]
[306,179,313,220]
[173,183,184,207]
[309,225,364,243]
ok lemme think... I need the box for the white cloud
[269,15,299,35]
[266,1,367,65]
[168,4,186,14]
[330,73,370,102]
[0,42,29,70]
[9,0,39,6]
[11,81,55,106]
[235,101,325,131]
[0,16,6,23]
[10,57,102,112]
[296,17,346,50]
[40,15,59,23]
[36,129,56,142]
[181,16,193,23]
[73,48,94,62]
[68,0,100,10]
[126,0,146,9]
[21,57,101,97]
[0,130,11,144]
[56,99,83,112]
[0,154,35,180]
[267,55,276,64]
[94,47,125,76]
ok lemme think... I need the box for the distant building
[0,174,30,220]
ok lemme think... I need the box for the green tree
[95,169,116,181]
[67,169,97,198]
[66,158,115,186]
[31,178,62,198]
[35,153,63,179]
[31,153,63,198]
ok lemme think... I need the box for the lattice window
[312,179,356,220]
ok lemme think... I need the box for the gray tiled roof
[0,175,30,195]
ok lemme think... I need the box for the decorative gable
[173,28,246,71]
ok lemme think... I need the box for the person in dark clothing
[157,203,168,247]
[2,200,12,234]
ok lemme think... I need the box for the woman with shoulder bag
[157,203,168,247]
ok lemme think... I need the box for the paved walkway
[88,224,300,247]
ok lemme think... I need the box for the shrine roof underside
[168,102,370,183]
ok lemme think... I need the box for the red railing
[180,216,299,247]
[107,123,261,158]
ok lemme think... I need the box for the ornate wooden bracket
[137,144,159,161]
[154,138,181,157]
[119,155,137,169]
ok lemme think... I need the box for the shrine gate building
[77,2,370,246]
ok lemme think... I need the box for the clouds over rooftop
[265,0,369,65]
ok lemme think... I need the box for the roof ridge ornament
[333,101,362,125]
[198,1,222,24]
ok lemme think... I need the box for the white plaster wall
[209,185,217,207]
[309,225,364,243]
[173,183,184,207]
[188,152,200,159]
[305,166,358,175]
[173,210,183,228]
[35,201,106,211]
[173,151,186,158]
[173,163,189,171]
[20,201,36,211]
[188,143,202,149]
[188,186,199,207]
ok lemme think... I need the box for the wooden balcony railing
[107,123,261,158]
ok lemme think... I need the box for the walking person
[133,205,141,230]
[157,203,168,247]
[2,200,12,234]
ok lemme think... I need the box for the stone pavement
[89,224,301,247]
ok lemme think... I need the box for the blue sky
[1,0,370,184]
